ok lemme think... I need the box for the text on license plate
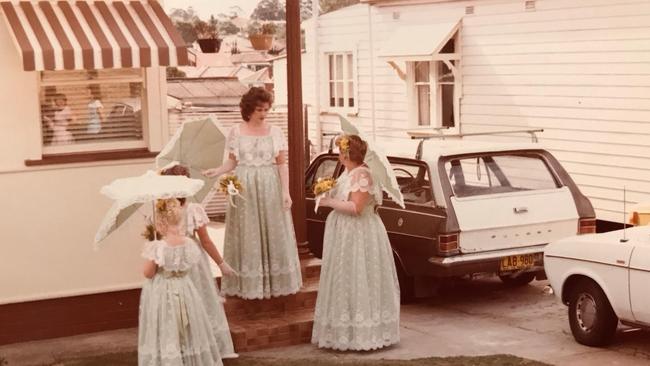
[500,253,542,272]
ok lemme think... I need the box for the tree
[320,0,359,14]
[251,0,285,20]
[174,20,198,44]
[166,67,186,79]
[219,20,240,35]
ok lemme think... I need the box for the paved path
[2,278,649,365]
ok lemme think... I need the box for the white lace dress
[184,203,236,358]
[221,124,303,299]
[312,166,400,351]
[138,238,223,366]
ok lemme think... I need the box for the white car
[545,226,650,346]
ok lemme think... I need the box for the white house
[274,0,650,225]
[0,0,188,344]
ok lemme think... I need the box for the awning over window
[379,20,460,61]
[0,0,188,71]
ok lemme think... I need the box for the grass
[45,352,550,366]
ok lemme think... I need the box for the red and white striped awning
[0,0,188,71]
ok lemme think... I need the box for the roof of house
[166,78,248,106]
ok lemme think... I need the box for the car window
[390,161,434,205]
[306,157,339,192]
[446,154,559,197]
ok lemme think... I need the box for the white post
[312,0,321,151]
[367,5,376,141]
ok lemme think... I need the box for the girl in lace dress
[138,198,223,366]
[312,134,400,351]
[203,87,302,299]
[160,164,238,358]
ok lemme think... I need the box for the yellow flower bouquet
[219,174,245,207]
[312,177,337,213]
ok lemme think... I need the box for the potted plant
[194,18,221,53]
[248,22,276,51]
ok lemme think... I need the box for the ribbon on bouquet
[314,193,331,213]
[226,181,245,208]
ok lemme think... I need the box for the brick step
[229,309,314,352]
[223,280,318,321]
[301,257,321,280]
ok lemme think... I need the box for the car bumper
[427,244,547,277]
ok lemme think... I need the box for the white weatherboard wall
[279,0,650,223]
[0,8,169,303]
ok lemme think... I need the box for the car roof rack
[322,132,340,153]
[407,128,544,160]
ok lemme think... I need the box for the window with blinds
[327,52,356,109]
[39,69,146,154]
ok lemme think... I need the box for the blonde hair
[155,198,183,231]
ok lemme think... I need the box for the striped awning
[0,1,188,71]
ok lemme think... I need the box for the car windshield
[445,154,559,197]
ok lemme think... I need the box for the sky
[163,0,261,19]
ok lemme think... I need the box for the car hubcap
[576,293,597,332]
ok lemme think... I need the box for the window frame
[321,46,359,115]
[38,68,149,156]
[405,33,461,130]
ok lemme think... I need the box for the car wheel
[394,256,415,304]
[498,272,536,286]
[568,280,618,347]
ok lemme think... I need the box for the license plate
[500,253,541,272]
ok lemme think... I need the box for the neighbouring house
[0,0,189,345]
[274,0,650,225]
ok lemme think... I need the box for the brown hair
[160,164,189,205]
[347,134,367,164]
[239,87,273,122]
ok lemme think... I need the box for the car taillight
[578,218,596,235]
[438,233,459,253]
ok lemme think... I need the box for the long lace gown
[138,238,223,366]
[221,124,303,299]
[184,203,236,358]
[312,166,400,351]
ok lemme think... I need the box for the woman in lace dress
[312,134,400,351]
[160,164,238,358]
[138,198,222,366]
[203,87,302,299]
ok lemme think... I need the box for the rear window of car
[445,154,559,197]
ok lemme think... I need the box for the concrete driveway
[249,277,650,366]
[1,277,648,366]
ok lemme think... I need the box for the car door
[444,152,579,253]
[629,232,650,323]
[379,158,444,276]
[305,153,342,258]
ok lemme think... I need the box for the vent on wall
[465,6,474,15]
[525,0,536,10]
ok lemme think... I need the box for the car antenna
[621,185,629,243]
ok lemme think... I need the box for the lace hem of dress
[234,263,301,277]
[311,321,399,351]
[139,342,218,360]
[221,271,303,299]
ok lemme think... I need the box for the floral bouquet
[312,177,337,213]
[219,174,245,207]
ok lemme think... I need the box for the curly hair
[239,87,273,122]
[342,134,367,164]
[156,198,183,228]
[160,164,189,205]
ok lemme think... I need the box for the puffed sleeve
[271,125,288,159]
[348,167,374,193]
[141,240,165,266]
[186,203,210,233]
[226,125,239,160]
